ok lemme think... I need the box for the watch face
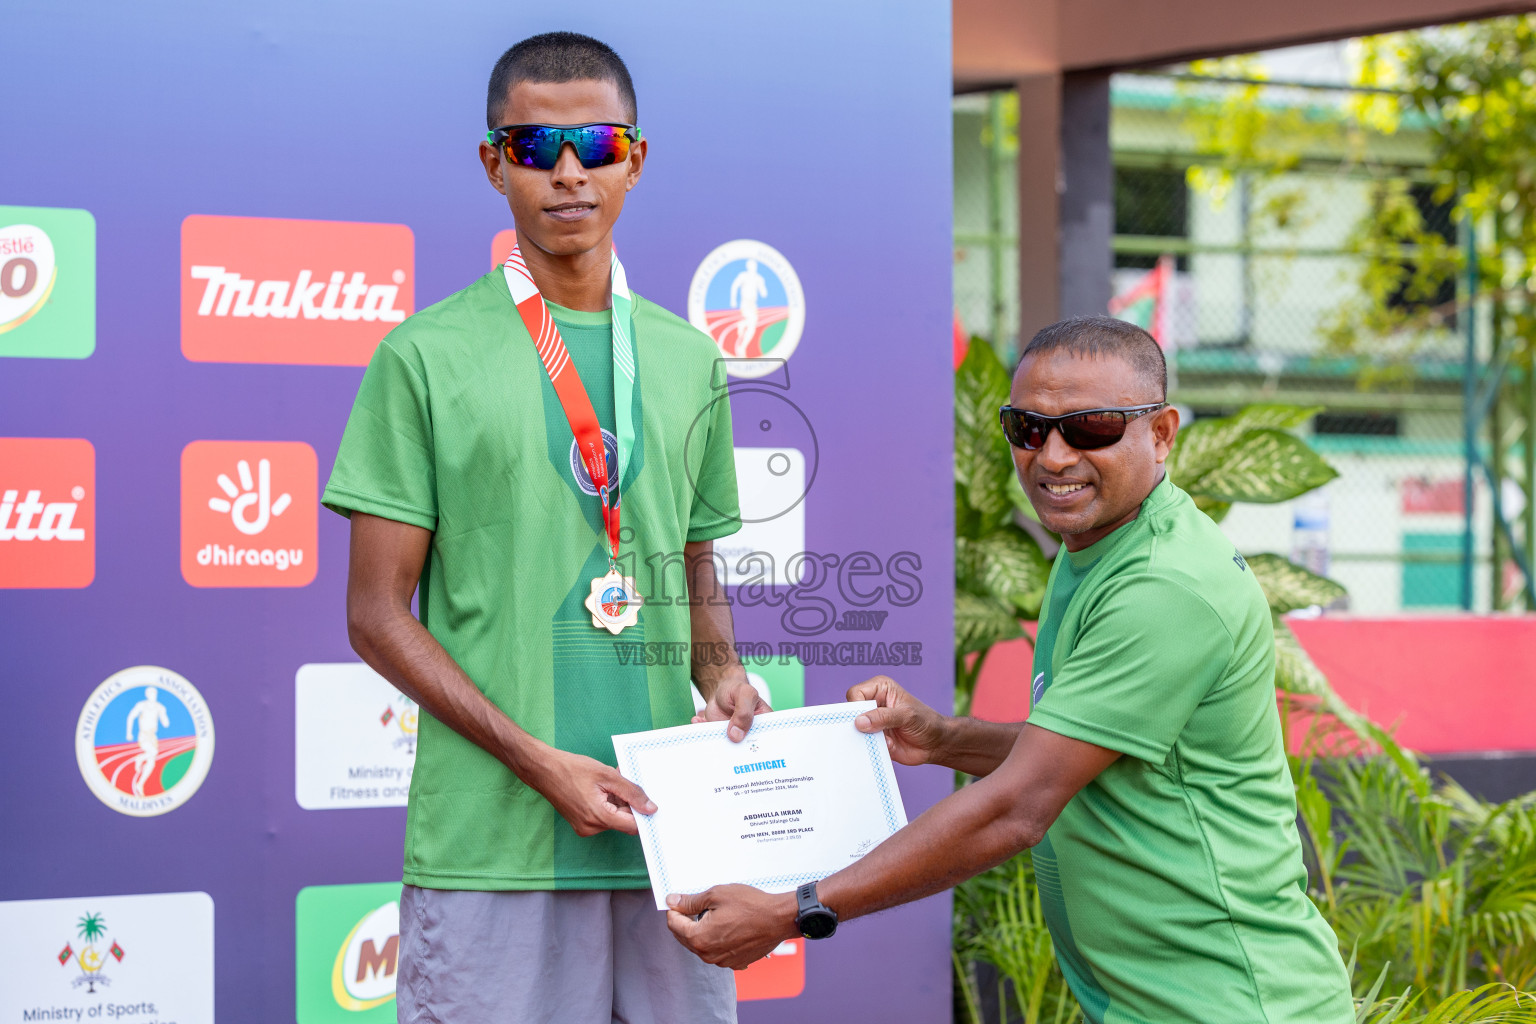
[799,909,837,940]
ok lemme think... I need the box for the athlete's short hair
[486,32,638,129]
[1016,315,1167,400]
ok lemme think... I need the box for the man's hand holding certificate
[611,701,909,911]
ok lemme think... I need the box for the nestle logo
[180,215,414,366]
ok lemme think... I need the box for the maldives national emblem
[585,570,642,635]
[379,692,419,755]
[58,910,125,993]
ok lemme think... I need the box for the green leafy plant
[953,339,1050,714]
[957,762,1536,1024]
[954,853,1080,1024]
[1298,750,1536,1012]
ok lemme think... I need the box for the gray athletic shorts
[396,885,737,1024]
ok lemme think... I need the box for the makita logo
[181,215,414,366]
[0,488,86,540]
[0,437,95,588]
[188,267,406,323]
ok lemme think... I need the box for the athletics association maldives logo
[76,666,215,817]
[56,910,126,993]
[181,440,318,587]
[688,240,805,378]
[181,214,414,366]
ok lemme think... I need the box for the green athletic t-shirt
[322,270,740,890]
[1027,475,1352,1024]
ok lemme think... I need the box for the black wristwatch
[794,881,838,939]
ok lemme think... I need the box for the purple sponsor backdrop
[0,1,955,1020]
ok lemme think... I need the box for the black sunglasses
[999,403,1167,451]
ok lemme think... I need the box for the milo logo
[0,206,95,359]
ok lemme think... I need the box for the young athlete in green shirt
[668,316,1354,1024]
[328,31,762,1024]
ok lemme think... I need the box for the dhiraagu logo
[0,206,95,359]
[296,882,402,1022]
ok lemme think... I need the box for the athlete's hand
[694,675,772,743]
[847,674,948,766]
[527,749,656,837]
[666,885,798,970]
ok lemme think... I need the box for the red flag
[58,943,73,966]
[1108,254,1175,348]
[380,707,394,726]
[110,941,124,961]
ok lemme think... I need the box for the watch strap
[795,881,820,916]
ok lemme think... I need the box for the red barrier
[972,616,1536,756]
[1288,616,1536,755]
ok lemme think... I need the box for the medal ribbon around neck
[503,243,642,633]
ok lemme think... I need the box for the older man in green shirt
[668,316,1354,1024]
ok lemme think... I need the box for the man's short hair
[1016,315,1167,399]
[487,32,638,129]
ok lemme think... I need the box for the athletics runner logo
[602,583,629,617]
[688,240,805,378]
[76,666,215,817]
[56,910,125,993]
[585,570,642,634]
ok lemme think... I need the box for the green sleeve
[685,364,741,543]
[1028,575,1233,762]
[322,339,438,531]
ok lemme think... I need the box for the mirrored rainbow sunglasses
[487,122,642,170]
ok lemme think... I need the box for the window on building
[1386,182,1457,327]
[1313,412,1400,437]
[1114,166,1188,270]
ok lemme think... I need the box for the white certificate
[612,701,909,910]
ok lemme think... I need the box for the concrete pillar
[1058,71,1113,320]
[1014,72,1062,345]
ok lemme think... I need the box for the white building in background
[954,43,1495,612]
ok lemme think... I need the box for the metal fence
[953,77,1520,613]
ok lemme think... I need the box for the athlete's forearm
[347,599,555,783]
[343,512,560,787]
[816,749,1043,924]
[935,717,1027,777]
[818,724,1118,924]
[685,540,748,702]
